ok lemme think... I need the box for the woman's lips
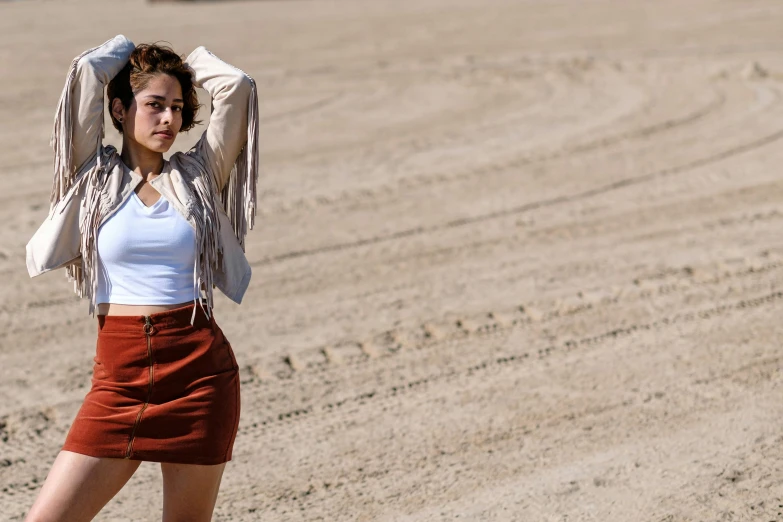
[155,131,174,139]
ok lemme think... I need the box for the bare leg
[160,461,226,522]
[25,451,141,522]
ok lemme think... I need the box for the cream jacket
[25,35,259,324]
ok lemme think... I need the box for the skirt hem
[61,443,233,466]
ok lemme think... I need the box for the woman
[24,35,258,521]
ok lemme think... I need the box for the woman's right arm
[50,35,135,206]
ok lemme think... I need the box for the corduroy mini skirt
[62,303,240,465]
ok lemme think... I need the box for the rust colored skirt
[62,304,240,465]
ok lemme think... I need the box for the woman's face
[113,73,184,154]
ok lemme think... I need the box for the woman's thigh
[160,461,226,522]
[25,450,141,522]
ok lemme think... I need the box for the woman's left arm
[185,46,259,246]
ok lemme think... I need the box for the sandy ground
[2,0,783,520]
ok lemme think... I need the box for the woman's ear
[110,97,126,125]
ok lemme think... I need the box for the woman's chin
[144,141,174,154]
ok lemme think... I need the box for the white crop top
[96,191,198,305]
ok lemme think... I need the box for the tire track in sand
[234,288,783,438]
[251,126,783,267]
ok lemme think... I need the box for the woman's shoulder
[168,149,210,179]
[60,144,120,192]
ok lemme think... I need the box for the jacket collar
[123,159,195,217]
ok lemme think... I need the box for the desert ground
[2,0,783,520]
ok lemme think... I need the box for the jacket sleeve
[26,175,89,278]
[50,35,135,207]
[185,46,259,249]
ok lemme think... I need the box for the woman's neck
[120,143,164,181]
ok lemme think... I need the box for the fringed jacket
[25,35,259,324]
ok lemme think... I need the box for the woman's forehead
[135,74,183,99]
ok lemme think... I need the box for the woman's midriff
[97,302,194,317]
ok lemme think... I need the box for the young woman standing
[24,35,258,521]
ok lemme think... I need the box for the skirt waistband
[97,303,213,333]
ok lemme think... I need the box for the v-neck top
[95,191,198,305]
[132,191,165,211]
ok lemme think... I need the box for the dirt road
[1,0,783,519]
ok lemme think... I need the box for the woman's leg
[160,461,226,522]
[25,451,141,522]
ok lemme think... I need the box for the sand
[2,0,783,520]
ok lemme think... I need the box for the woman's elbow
[229,72,253,100]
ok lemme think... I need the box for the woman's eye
[173,106,183,112]
[149,102,160,108]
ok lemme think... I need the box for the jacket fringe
[176,153,223,324]
[220,77,259,251]
[64,149,118,316]
[50,41,107,211]
[179,76,258,323]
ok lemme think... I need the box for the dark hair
[107,43,200,133]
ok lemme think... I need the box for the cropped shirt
[96,192,198,306]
